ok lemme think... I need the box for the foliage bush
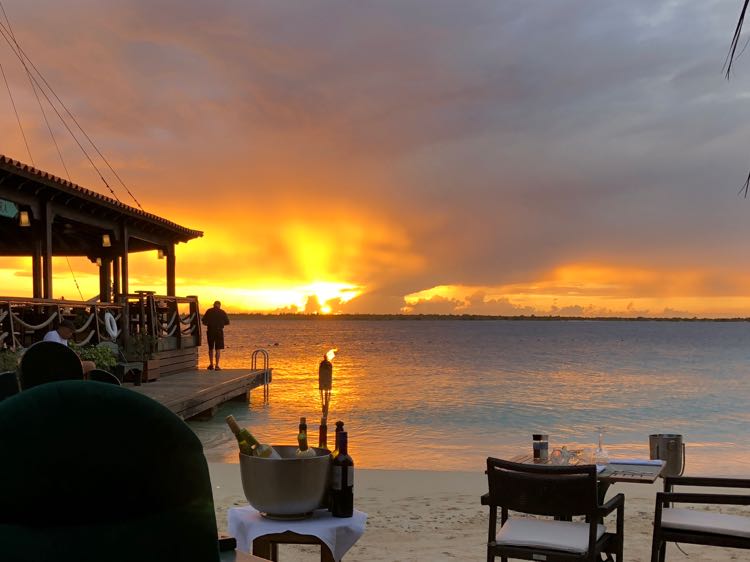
[70,344,117,371]
[124,333,155,361]
[0,348,21,371]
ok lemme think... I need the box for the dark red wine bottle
[330,431,354,517]
[331,420,345,459]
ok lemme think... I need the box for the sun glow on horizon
[174,280,362,313]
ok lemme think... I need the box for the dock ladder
[251,349,270,404]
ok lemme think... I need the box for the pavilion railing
[120,292,202,356]
[0,293,201,353]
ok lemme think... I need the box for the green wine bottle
[296,416,316,458]
[226,415,281,458]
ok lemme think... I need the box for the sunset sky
[1,1,750,316]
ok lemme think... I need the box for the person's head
[58,319,75,339]
[213,300,221,309]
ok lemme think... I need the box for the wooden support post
[120,223,129,296]
[112,257,121,299]
[41,201,53,299]
[99,257,112,303]
[31,237,42,298]
[166,244,176,297]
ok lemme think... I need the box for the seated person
[43,319,96,376]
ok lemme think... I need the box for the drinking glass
[592,426,609,465]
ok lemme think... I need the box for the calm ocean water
[189,318,750,475]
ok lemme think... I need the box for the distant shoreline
[225,313,750,322]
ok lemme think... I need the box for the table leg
[321,545,336,562]
[252,537,275,561]
[252,535,336,562]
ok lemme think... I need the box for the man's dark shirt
[202,308,229,334]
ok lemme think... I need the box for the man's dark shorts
[206,329,224,351]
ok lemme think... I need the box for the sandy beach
[209,462,743,562]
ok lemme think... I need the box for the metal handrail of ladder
[251,348,270,403]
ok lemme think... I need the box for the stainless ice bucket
[649,434,685,477]
[239,445,331,519]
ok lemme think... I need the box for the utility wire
[0,4,70,180]
[64,256,85,301]
[0,22,123,203]
[20,58,70,180]
[0,60,33,164]
[0,2,143,210]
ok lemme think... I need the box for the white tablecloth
[228,506,367,562]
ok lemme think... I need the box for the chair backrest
[0,380,220,562]
[17,340,84,390]
[87,368,121,385]
[486,457,598,518]
[0,371,19,402]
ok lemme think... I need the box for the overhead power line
[0,3,144,210]
[0,20,122,202]
[0,59,32,164]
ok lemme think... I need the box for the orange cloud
[404,263,750,318]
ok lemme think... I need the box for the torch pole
[318,354,333,449]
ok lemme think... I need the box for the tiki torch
[318,349,336,449]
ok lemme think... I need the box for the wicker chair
[483,457,624,562]
[651,475,750,561]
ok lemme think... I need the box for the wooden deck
[130,368,271,420]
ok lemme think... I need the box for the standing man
[202,300,229,371]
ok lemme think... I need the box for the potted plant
[125,333,160,383]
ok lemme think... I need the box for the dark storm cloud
[2,1,750,312]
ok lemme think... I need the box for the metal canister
[649,434,685,477]
[532,433,549,462]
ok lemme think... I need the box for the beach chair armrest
[598,492,624,517]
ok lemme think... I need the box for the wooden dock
[130,368,271,420]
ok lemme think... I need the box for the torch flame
[325,348,337,361]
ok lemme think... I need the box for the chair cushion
[662,508,750,538]
[496,517,606,554]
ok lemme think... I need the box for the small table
[509,453,665,498]
[512,452,664,478]
[228,506,367,562]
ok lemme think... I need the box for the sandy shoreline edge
[208,462,741,561]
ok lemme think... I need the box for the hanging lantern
[102,234,112,247]
[18,210,30,227]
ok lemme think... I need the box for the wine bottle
[296,416,316,458]
[225,415,281,459]
[331,420,345,459]
[330,431,354,517]
[319,415,328,450]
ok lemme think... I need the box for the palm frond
[725,0,750,79]
[739,171,750,198]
